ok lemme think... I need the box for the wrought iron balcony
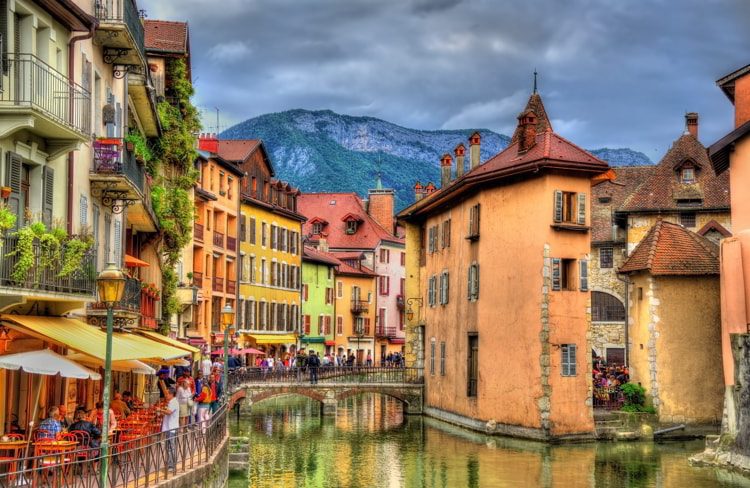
[0,235,96,298]
[0,53,91,141]
[194,223,204,242]
[226,236,237,253]
[396,295,405,310]
[213,231,224,248]
[87,276,158,329]
[375,326,398,338]
[226,279,237,295]
[351,300,369,315]
[90,138,145,212]
[93,0,146,66]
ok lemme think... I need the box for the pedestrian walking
[159,387,179,470]
[307,351,320,384]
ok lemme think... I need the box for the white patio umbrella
[65,352,156,375]
[0,349,101,379]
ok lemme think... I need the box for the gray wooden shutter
[240,215,246,242]
[42,167,55,226]
[474,264,479,299]
[475,204,480,237]
[79,194,88,228]
[114,218,122,265]
[467,265,472,300]
[577,192,586,225]
[5,151,22,229]
[553,190,563,223]
[552,258,561,291]
[579,260,588,292]
[250,218,256,244]
[444,272,449,304]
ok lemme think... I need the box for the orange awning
[125,254,150,267]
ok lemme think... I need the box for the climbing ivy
[149,58,202,334]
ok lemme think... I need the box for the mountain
[221,109,652,209]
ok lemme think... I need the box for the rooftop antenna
[376,154,383,190]
[215,107,220,134]
[533,69,538,94]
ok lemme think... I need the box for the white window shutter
[552,258,561,291]
[114,219,122,265]
[577,193,586,225]
[579,260,588,292]
[553,190,563,223]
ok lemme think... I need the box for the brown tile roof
[619,132,730,212]
[336,261,377,277]
[509,93,552,145]
[302,246,341,267]
[591,166,655,243]
[216,140,261,162]
[619,220,719,275]
[144,20,188,53]
[299,193,403,250]
[398,92,608,221]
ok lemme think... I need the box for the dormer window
[346,220,358,234]
[312,223,322,235]
[681,167,695,183]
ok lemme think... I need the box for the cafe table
[32,440,79,487]
[0,440,27,480]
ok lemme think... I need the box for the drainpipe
[616,273,630,367]
[66,24,97,235]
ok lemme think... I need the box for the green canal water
[228,394,750,487]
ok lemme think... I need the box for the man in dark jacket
[307,351,320,385]
[69,409,102,449]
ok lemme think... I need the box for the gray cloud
[139,0,749,158]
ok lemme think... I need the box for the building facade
[301,246,339,355]
[398,92,608,440]
[333,256,377,364]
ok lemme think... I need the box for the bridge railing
[228,366,424,387]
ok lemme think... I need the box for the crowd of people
[592,356,630,408]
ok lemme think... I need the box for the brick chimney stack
[414,182,424,201]
[440,153,453,188]
[685,112,699,139]
[368,175,396,234]
[517,111,537,153]
[734,72,750,128]
[424,182,436,195]
[454,143,466,178]
[198,133,219,153]
[469,132,481,170]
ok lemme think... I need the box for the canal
[228,394,750,487]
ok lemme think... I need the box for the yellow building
[334,256,377,364]
[214,140,305,359]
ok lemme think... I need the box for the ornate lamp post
[221,304,235,402]
[405,298,423,322]
[355,319,364,366]
[96,263,126,487]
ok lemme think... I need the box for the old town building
[301,246,340,355]
[398,91,608,440]
[333,253,377,363]
[619,220,723,425]
[208,138,304,358]
[299,185,405,362]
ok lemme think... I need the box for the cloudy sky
[141,0,749,158]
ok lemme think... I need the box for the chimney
[735,72,750,128]
[424,182,436,195]
[517,111,537,153]
[440,153,453,188]
[469,132,481,169]
[414,181,424,201]
[368,185,395,235]
[454,144,466,178]
[685,112,699,139]
[198,133,219,153]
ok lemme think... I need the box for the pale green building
[301,247,339,356]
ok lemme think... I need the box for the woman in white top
[175,378,193,427]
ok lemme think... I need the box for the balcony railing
[0,235,96,296]
[193,271,203,288]
[213,231,224,248]
[351,300,369,314]
[0,53,91,136]
[93,0,146,64]
[226,279,236,295]
[194,223,204,242]
[396,295,405,310]
[213,276,224,293]
[375,326,398,338]
[226,236,237,252]
[88,276,141,313]
[92,138,145,195]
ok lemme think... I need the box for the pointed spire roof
[510,93,552,145]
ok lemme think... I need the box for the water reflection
[229,394,750,487]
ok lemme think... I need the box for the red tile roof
[619,220,719,275]
[398,92,608,221]
[620,133,729,212]
[591,166,655,243]
[299,193,403,250]
[336,261,376,277]
[216,140,261,162]
[302,246,341,267]
[144,20,188,53]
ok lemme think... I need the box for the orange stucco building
[398,92,608,440]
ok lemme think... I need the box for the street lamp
[221,304,235,402]
[355,319,364,366]
[405,298,423,322]
[96,262,126,488]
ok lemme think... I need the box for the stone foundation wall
[153,437,229,488]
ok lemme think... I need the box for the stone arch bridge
[228,367,424,416]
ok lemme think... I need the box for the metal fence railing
[92,139,145,195]
[0,405,228,487]
[0,53,91,136]
[93,0,146,63]
[593,387,625,410]
[228,366,424,386]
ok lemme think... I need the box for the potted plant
[0,187,11,199]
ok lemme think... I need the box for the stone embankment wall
[153,437,229,488]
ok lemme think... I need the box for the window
[561,344,577,376]
[440,342,446,376]
[400,252,406,266]
[427,275,437,307]
[228,177,233,199]
[380,248,390,263]
[468,204,480,239]
[428,226,438,253]
[304,315,311,334]
[346,220,358,234]
[318,315,324,335]
[379,276,390,296]
[680,212,696,228]
[336,316,343,335]
[325,316,332,335]
[430,341,436,375]
[379,308,386,330]
[439,271,450,305]
[552,258,576,291]
[467,334,478,396]
[271,225,277,249]
[681,167,695,183]
[599,247,613,269]
[579,260,588,292]
[336,281,343,298]
[302,284,308,301]
[249,257,256,283]
[441,219,451,248]
[261,223,268,247]
[312,222,322,235]
[363,317,371,335]
[592,292,626,322]
[467,263,479,301]
[79,195,88,227]
[553,190,586,225]
[325,287,333,304]
[240,215,246,242]
[261,259,267,284]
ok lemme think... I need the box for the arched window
[592,292,625,322]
